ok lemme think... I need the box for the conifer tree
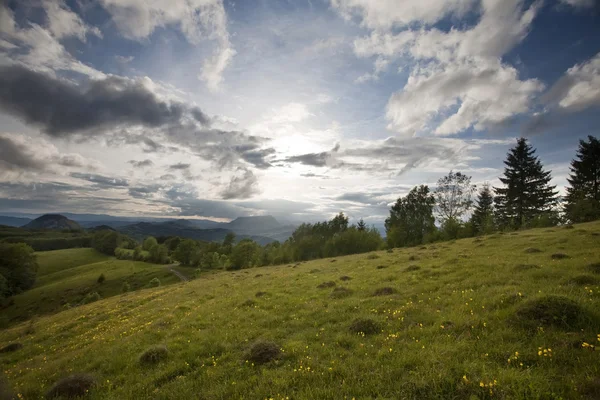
[471,183,494,234]
[564,135,600,223]
[357,218,366,231]
[494,138,558,229]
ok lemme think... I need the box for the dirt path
[165,262,189,282]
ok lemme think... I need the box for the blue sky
[0,0,599,224]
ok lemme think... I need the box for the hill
[0,216,31,227]
[23,214,81,231]
[1,222,600,399]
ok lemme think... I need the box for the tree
[385,185,435,248]
[434,171,476,223]
[357,219,366,231]
[471,183,495,235]
[222,232,236,255]
[328,212,349,235]
[173,239,200,265]
[0,243,38,295]
[494,138,558,229]
[91,230,120,255]
[229,239,261,270]
[142,236,158,251]
[564,135,600,222]
[149,244,169,264]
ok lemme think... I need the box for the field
[1,249,189,326]
[1,223,600,399]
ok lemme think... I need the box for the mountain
[23,214,82,231]
[0,216,32,227]
[226,215,281,231]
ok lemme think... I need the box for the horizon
[1,0,599,224]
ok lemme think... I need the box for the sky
[0,0,599,225]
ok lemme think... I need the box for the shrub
[330,287,353,299]
[513,295,589,330]
[46,374,96,399]
[405,265,420,272]
[349,318,381,335]
[148,278,161,288]
[139,345,168,366]
[0,342,22,353]
[244,341,280,364]
[81,292,101,305]
[317,281,336,289]
[551,253,570,260]
[121,282,130,293]
[373,287,397,296]
[97,273,105,284]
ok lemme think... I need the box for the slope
[1,223,600,399]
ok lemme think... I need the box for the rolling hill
[1,222,599,399]
[22,214,82,231]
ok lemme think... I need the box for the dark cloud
[300,172,333,179]
[0,134,47,171]
[128,184,162,198]
[70,172,129,188]
[220,168,260,200]
[159,174,176,180]
[128,159,154,168]
[169,162,191,170]
[0,64,206,136]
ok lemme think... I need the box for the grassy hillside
[1,249,187,326]
[1,223,600,399]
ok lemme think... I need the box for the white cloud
[338,0,544,137]
[544,52,600,111]
[98,0,235,91]
[43,0,102,41]
[331,0,477,29]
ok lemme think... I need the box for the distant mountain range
[0,213,296,244]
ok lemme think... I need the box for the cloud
[543,52,600,112]
[168,163,191,170]
[220,168,260,200]
[70,172,129,188]
[338,0,545,137]
[128,159,154,168]
[0,133,99,176]
[281,143,340,167]
[43,0,102,41]
[559,0,596,8]
[98,0,235,90]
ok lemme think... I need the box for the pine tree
[357,218,366,231]
[564,135,600,223]
[471,183,494,234]
[494,138,558,229]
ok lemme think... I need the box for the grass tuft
[349,318,381,335]
[46,374,96,399]
[587,263,600,274]
[405,265,420,272]
[524,247,542,253]
[513,264,541,271]
[513,295,590,330]
[244,341,280,365]
[139,345,168,366]
[255,291,268,297]
[240,299,257,307]
[317,281,336,289]
[330,287,353,299]
[339,275,352,281]
[551,253,570,260]
[0,343,23,353]
[373,287,397,296]
[566,275,598,285]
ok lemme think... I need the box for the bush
[97,273,105,284]
[139,345,168,365]
[0,243,38,295]
[81,292,101,305]
[349,318,381,335]
[148,278,161,288]
[244,341,281,365]
[46,374,96,399]
[513,296,589,330]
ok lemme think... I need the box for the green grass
[1,248,182,325]
[2,223,600,399]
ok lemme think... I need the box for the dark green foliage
[229,239,261,270]
[149,244,169,264]
[46,374,96,399]
[244,341,280,364]
[330,287,353,298]
[349,318,381,335]
[564,135,600,223]
[172,239,200,265]
[81,292,101,305]
[91,230,121,255]
[316,281,336,289]
[148,278,161,288]
[1,235,92,251]
[434,171,476,223]
[0,243,38,295]
[494,138,558,229]
[97,273,105,284]
[121,282,130,293]
[0,342,22,353]
[357,218,366,231]
[373,287,396,296]
[471,183,495,235]
[385,185,435,248]
[142,237,158,251]
[579,377,600,399]
[513,296,589,330]
[139,345,168,365]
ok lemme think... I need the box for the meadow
[1,223,600,399]
[1,249,188,327]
